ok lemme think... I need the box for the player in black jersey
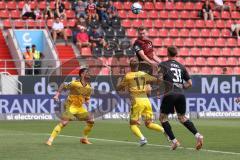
[158,46,203,150]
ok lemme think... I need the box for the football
[131,2,142,14]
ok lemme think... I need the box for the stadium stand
[0,0,239,75]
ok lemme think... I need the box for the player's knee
[144,120,152,127]
[159,114,168,123]
[60,120,69,127]
[178,115,187,123]
[130,120,140,125]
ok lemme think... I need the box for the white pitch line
[0,133,240,156]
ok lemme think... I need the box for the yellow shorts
[62,101,89,120]
[130,98,153,121]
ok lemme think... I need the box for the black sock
[183,120,198,135]
[161,121,175,140]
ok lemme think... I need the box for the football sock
[161,121,175,140]
[49,123,64,142]
[130,125,145,140]
[146,123,164,133]
[183,120,198,135]
[83,123,94,139]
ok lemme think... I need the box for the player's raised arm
[53,82,70,102]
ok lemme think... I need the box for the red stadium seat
[175,38,184,47]
[221,11,230,19]
[121,19,131,28]
[190,48,201,56]
[154,2,164,10]
[201,29,210,37]
[211,29,220,38]
[65,28,72,37]
[201,67,212,74]
[159,29,168,37]
[184,38,194,47]
[143,19,153,28]
[169,11,179,19]
[185,20,195,29]
[165,2,174,10]
[179,47,189,56]
[66,10,75,19]
[205,38,215,47]
[225,20,233,28]
[232,48,240,56]
[164,19,174,28]
[81,47,92,56]
[190,29,200,37]
[179,11,189,19]
[30,1,36,9]
[195,38,205,47]
[175,19,184,28]
[233,67,240,74]
[153,38,162,47]
[157,48,167,56]
[217,57,226,66]
[126,29,137,37]
[221,29,231,37]
[118,10,127,19]
[190,67,200,74]
[231,11,240,19]
[148,28,158,37]
[14,20,25,28]
[196,57,206,66]
[26,19,36,28]
[195,20,205,28]
[128,11,137,19]
[189,11,199,19]
[215,38,226,47]
[211,48,221,56]
[175,2,184,10]
[227,38,237,47]
[179,29,189,37]
[216,20,225,29]
[195,2,203,10]
[47,19,54,28]
[185,2,194,10]
[144,2,154,10]
[0,1,6,9]
[207,57,217,66]
[221,48,231,56]
[18,1,25,9]
[175,57,185,64]
[212,67,222,74]
[0,10,9,19]
[113,2,123,10]
[201,48,211,57]
[37,20,45,29]
[132,19,142,28]
[225,67,233,75]
[63,1,71,9]
[227,57,238,66]
[205,20,215,28]
[10,10,21,19]
[185,57,195,66]
[163,38,173,47]
[6,1,17,10]
[138,11,147,19]
[50,1,56,9]
[154,19,163,28]
[148,10,158,19]
[60,19,68,27]
[68,19,76,28]
[39,1,46,10]
[159,11,168,19]
[3,19,12,29]
[123,1,132,10]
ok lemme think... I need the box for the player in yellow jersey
[116,58,165,146]
[46,67,94,146]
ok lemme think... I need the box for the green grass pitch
[0,119,240,160]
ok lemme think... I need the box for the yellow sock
[130,125,144,139]
[146,123,164,133]
[49,123,63,142]
[83,123,94,139]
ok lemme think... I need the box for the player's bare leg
[46,119,69,146]
[178,115,203,150]
[160,113,180,150]
[80,115,94,144]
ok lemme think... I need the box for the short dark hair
[167,46,178,57]
[32,44,36,48]
[26,46,30,49]
[138,26,145,32]
[79,68,88,75]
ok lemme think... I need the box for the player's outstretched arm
[138,50,157,66]
[183,79,192,89]
[53,83,66,102]
[153,53,161,63]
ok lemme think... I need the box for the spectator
[44,2,54,19]
[89,25,107,48]
[202,0,214,21]
[55,0,66,19]
[87,9,99,24]
[23,46,33,75]
[96,0,108,21]
[52,17,68,45]
[214,0,231,17]
[222,67,227,74]
[86,0,97,22]
[231,22,240,39]
[22,0,36,20]
[75,0,88,18]
[72,17,87,43]
[77,26,91,52]
[236,0,240,9]
[107,0,118,19]
[31,44,44,75]
[34,5,42,19]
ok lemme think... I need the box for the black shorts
[160,94,186,115]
